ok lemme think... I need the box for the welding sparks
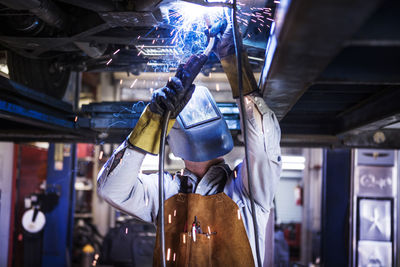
[192,227,196,242]
[130,79,138,88]
[161,2,224,63]
[125,227,128,234]
[167,248,171,261]
[138,1,275,72]
[106,58,112,66]
[113,49,120,55]
[173,253,176,262]
[99,150,104,160]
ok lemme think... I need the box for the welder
[97,19,282,267]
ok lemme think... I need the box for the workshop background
[0,0,399,266]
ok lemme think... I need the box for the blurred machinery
[350,149,398,267]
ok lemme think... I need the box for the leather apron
[153,192,255,267]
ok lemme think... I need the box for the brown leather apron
[153,192,255,267]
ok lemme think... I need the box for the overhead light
[282,156,305,163]
[147,62,169,67]
[136,45,177,57]
[282,163,305,170]
[0,64,9,75]
[282,156,305,170]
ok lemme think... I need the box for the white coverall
[97,94,282,266]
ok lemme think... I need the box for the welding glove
[128,66,195,155]
[209,19,258,98]
[149,75,195,118]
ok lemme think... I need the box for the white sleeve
[237,95,282,211]
[97,140,176,224]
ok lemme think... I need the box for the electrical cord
[158,110,171,267]
[231,1,263,266]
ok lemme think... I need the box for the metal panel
[42,144,76,267]
[355,166,395,197]
[350,149,398,267]
[0,143,14,267]
[359,199,392,241]
[259,0,383,120]
[357,240,392,267]
[321,148,351,267]
[357,149,395,166]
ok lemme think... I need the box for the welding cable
[158,110,171,267]
[156,32,215,267]
[231,1,263,266]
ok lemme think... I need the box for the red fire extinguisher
[294,185,303,206]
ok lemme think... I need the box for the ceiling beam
[337,88,400,135]
[259,0,383,120]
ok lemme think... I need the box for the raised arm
[97,75,194,223]
[97,140,161,223]
[236,95,282,211]
[211,19,282,211]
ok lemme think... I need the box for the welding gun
[175,37,216,90]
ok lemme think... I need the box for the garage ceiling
[0,0,400,148]
[260,0,400,147]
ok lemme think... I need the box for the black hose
[158,110,171,267]
[231,2,263,267]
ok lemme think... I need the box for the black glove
[149,71,195,119]
[209,19,235,59]
[176,54,208,90]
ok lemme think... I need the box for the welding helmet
[168,85,233,162]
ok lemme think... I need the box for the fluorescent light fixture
[281,156,305,170]
[282,162,305,170]
[136,45,177,56]
[147,62,169,67]
[282,156,305,163]
[0,64,9,75]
